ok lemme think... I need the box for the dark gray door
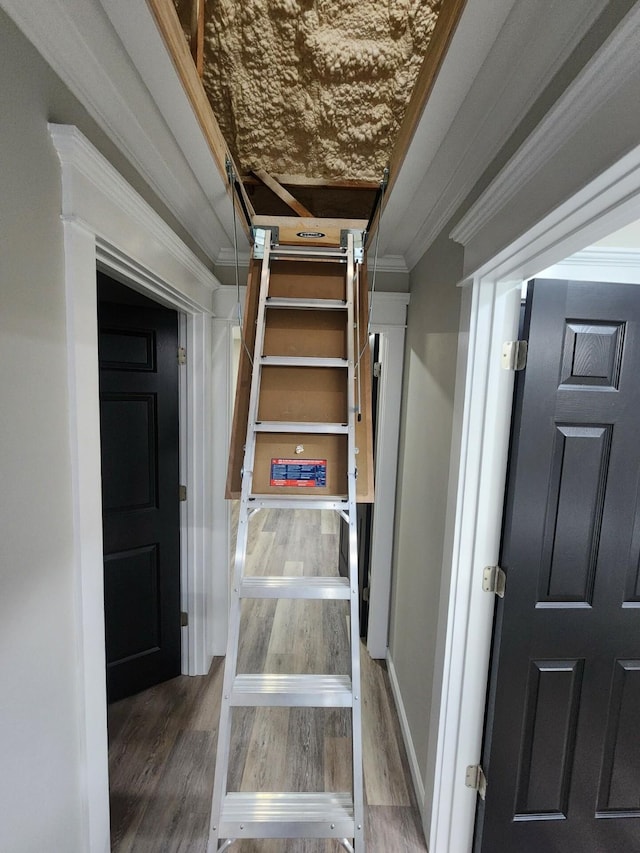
[476,279,640,853]
[98,276,181,703]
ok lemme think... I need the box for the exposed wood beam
[252,168,314,218]
[146,0,254,235]
[190,0,205,78]
[252,215,368,247]
[245,174,381,191]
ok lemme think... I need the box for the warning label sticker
[270,458,327,488]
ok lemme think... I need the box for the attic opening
[165,0,459,222]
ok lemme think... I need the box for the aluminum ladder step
[265,297,348,310]
[254,420,348,434]
[270,246,347,261]
[240,576,351,599]
[248,495,348,510]
[260,355,348,368]
[230,674,353,707]
[218,792,355,839]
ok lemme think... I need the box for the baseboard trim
[385,650,427,825]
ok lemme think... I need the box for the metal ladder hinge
[502,340,527,371]
[179,485,187,502]
[465,764,487,800]
[177,346,187,365]
[482,565,506,598]
[251,225,279,258]
[340,229,365,263]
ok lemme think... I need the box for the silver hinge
[482,565,506,598]
[373,362,382,379]
[465,764,487,800]
[180,611,188,628]
[502,340,527,371]
[340,228,365,263]
[177,346,187,365]
[251,226,278,258]
[179,484,187,502]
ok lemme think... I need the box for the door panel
[98,277,181,703]
[477,279,640,853]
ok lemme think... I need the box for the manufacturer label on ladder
[270,458,327,487]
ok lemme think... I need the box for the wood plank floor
[108,508,427,852]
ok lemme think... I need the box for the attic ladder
[208,229,365,852]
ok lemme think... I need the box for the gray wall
[0,12,194,850]
[388,232,462,777]
[385,1,640,813]
[1,16,81,851]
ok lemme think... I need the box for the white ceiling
[0,0,610,271]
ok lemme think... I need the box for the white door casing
[50,123,224,853]
[430,146,640,853]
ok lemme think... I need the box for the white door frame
[429,142,640,853]
[367,313,409,659]
[50,124,224,853]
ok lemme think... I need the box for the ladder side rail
[345,233,365,851]
[208,233,273,852]
[242,230,274,476]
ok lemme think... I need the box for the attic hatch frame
[146,0,469,241]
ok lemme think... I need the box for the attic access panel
[167,0,464,219]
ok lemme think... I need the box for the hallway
[108,509,427,851]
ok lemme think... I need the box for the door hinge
[502,340,527,371]
[482,565,506,598]
[179,484,187,502]
[465,764,487,800]
[177,346,187,365]
[180,611,188,627]
[373,362,382,379]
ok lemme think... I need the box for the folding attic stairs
[208,218,374,852]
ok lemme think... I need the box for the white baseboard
[385,650,427,826]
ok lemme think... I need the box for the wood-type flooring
[108,508,427,851]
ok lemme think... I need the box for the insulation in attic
[173,0,443,217]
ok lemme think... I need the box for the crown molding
[50,123,220,310]
[401,0,606,271]
[536,246,640,284]
[1,0,232,261]
[450,3,640,247]
[215,248,251,268]
[380,0,606,270]
[369,255,410,274]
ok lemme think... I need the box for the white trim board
[386,651,427,825]
[366,323,407,659]
[49,123,224,853]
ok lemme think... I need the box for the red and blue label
[270,458,327,488]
